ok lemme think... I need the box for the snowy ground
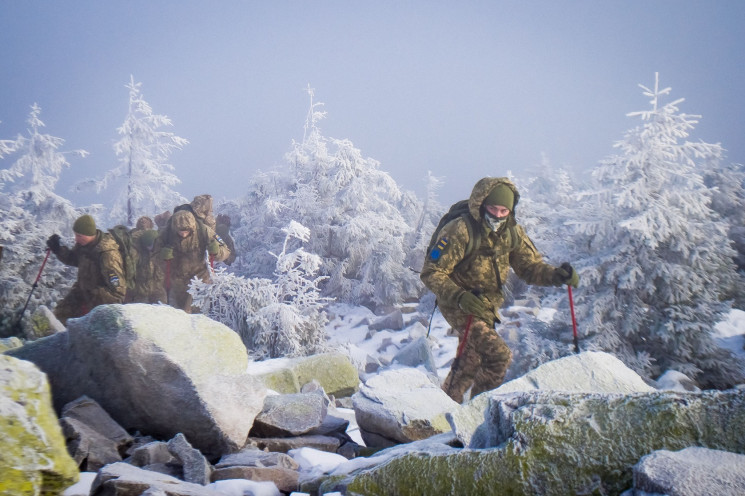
[64,306,745,496]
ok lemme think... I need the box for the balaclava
[482,184,514,231]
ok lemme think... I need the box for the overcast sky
[1,1,744,208]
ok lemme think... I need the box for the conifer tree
[76,76,188,226]
[232,86,423,308]
[0,104,91,335]
[567,74,742,387]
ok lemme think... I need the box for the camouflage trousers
[440,311,513,403]
[53,289,90,326]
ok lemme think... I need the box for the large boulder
[8,304,267,459]
[0,354,79,495]
[352,367,460,447]
[248,351,359,398]
[449,351,655,447]
[328,389,745,495]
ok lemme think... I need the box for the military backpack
[108,225,138,290]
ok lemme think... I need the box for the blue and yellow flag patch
[430,237,449,261]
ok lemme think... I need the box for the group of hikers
[45,194,236,326]
[42,177,579,402]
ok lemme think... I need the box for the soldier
[420,177,579,403]
[131,216,155,235]
[46,214,126,325]
[159,208,230,313]
[215,213,237,266]
[126,229,166,304]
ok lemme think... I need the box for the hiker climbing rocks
[46,214,126,325]
[158,207,230,313]
[126,229,166,304]
[215,213,237,266]
[420,177,579,403]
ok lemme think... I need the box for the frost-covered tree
[703,161,745,307]
[190,221,331,359]
[565,74,742,387]
[0,104,93,335]
[76,76,187,226]
[232,87,423,308]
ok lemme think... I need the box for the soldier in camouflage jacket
[46,215,127,325]
[421,177,579,402]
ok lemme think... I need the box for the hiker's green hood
[468,177,521,222]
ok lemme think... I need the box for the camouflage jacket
[420,177,558,321]
[158,209,230,285]
[55,230,127,304]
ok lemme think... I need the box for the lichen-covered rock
[0,335,24,353]
[27,304,65,340]
[0,354,79,495]
[249,352,359,398]
[450,351,655,447]
[8,304,267,459]
[328,389,745,495]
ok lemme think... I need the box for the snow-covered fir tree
[76,76,188,226]
[190,221,331,359]
[566,74,742,387]
[702,161,745,308]
[231,87,423,309]
[0,104,93,335]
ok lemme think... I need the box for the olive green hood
[468,177,521,222]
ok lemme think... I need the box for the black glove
[457,291,496,324]
[553,262,579,288]
[46,234,61,254]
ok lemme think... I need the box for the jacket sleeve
[90,247,127,303]
[55,244,79,267]
[206,226,231,264]
[420,219,469,306]
[509,225,557,286]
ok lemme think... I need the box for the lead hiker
[420,177,579,403]
[46,214,127,325]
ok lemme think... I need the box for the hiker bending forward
[159,209,230,313]
[420,177,579,403]
[46,214,126,325]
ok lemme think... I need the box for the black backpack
[425,199,518,271]
[108,225,137,290]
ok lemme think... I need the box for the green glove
[161,247,174,261]
[457,291,495,324]
[552,262,579,288]
[208,239,220,255]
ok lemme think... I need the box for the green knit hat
[484,184,514,210]
[72,214,97,236]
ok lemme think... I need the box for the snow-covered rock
[450,350,655,447]
[633,447,745,496]
[90,462,222,496]
[352,367,460,447]
[8,303,267,458]
[0,354,79,495]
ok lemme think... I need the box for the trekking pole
[567,285,579,353]
[12,248,51,332]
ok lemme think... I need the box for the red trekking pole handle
[456,314,474,359]
[568,285,579,353]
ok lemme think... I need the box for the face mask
[485,212,507,231]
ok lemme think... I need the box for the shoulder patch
[429,237,449,261]
[213,233,225,245]
[109,273,120,288]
